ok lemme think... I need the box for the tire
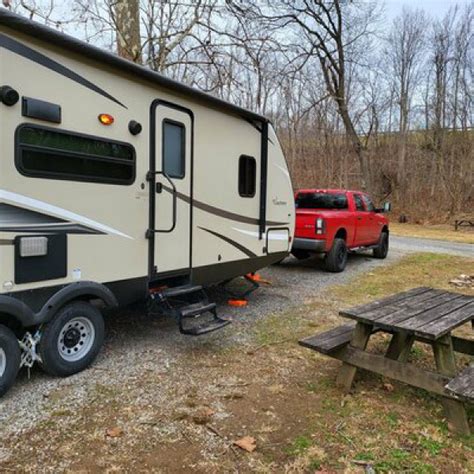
[373,231,389,259]
[39,301,105,377]
[291,249,310,260]
[324,238,348,272]
[0,325,21,398]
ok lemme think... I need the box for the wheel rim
[58,317,95,362]
[337,246,347,265]
[0,348,6,377]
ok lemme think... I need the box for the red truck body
[292,189,390,271]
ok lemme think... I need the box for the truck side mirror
[383,202,392,212]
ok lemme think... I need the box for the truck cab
[292,189,390,272]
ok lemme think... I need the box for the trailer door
[149,101,193,278]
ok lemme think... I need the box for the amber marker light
[98,113,114,125]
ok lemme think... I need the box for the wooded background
[5,0,473,222]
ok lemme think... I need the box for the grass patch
[285,435,313,456]
[330,253,474,307]
[390,222,474,244]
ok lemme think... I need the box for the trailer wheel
[324,238,348,272]
[373,231,389,259]
[0,325,21,398]
[39,301,104,377]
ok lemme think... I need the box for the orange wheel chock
[228,299,248,307]
[245,273,271,285]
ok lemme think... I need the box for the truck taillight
[315,218,325,235]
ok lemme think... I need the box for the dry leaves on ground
[234,436,257,452]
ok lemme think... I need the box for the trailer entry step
[159,285,203,298]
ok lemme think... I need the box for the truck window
[353,194,365,211]
[15,124,135,185]
[362,195,375,212]
[295,192,348,210]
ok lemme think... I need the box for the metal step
[159,285,203,299]
[180,317,231,336]
[180,302,216,319]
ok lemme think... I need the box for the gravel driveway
[0,234,472,468]
[391,235,474,258]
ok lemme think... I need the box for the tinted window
[362,195,375,212]
[353,194,365,211]
[239,155,256,197]
[295,192,348,210]
[163,120,185,179]
[16,125,135,185]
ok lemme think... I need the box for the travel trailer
[0,10,295,397]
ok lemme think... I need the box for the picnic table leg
[336,322,373,393]
[433,335,470,435]
[386,332,415,363]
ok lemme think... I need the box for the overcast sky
[384,0,472,18]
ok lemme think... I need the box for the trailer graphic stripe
[198,227,257,258]
[0,190,132,239]
[0,34,127,109]
[162,185,288,227]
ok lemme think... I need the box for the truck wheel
[325,238,348,272]
[373,231,389,259]
[39,302,105,377]
[0,325,21,398]
[291,249,310,260]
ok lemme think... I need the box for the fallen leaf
[106,426,124,438]
[234,436,257,452]
[383,383,394,392]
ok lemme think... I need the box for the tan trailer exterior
[0,11,294,393]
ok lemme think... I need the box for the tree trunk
[337,100,370,190]
[115,0,142,63]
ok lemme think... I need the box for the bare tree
[385,8,426,191]
[114,0,141,63]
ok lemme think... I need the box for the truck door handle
[156,182,163,193]
[357,217,362,221]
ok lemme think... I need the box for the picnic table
[299,287,474,435]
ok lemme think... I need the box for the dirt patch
[1,253,473,472]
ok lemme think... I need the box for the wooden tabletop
[340,287,474,340]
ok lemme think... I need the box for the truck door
[353,193,371,245]
[148,101,193,279]
[361,194,380,243]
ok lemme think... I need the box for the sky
[384,0,472,19]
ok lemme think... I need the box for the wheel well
[0,312,24,336]
[335,228,347,241]
[382,225,389,235]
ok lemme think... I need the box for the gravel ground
[0,235,471,455]
[391,235,474,257]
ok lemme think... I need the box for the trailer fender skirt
[37,281,119,324]
[1,281,118,328]
[0,295,36,327]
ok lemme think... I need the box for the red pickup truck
[292,189,390,272]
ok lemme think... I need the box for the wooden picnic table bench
[454,218,474,231]
[299,287,474,435]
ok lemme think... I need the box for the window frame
[15,123,136,186]
[161,118,186,179]
[362,194,375,212]
[353,193,366,211]
[238,154,257,198]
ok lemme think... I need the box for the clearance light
[98,113,114,125]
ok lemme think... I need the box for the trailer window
[163,120,185,179]
[239,155,256,198]
[15,125,135,185]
